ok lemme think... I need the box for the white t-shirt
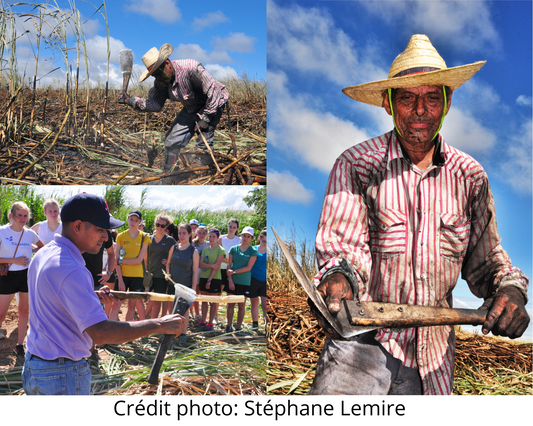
[36,220,63,245]
[0,225,41,271]
[220,234,241,269]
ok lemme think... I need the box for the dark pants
[308,331,423,395]
[163,104,225,183]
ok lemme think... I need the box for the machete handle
[147,334,174,385]
[345,300,488,328]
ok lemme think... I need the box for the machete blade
[119,49,133,74]
[272,228,376,339]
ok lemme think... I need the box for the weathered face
[383,86,451,146]
[80,222,109,255]
[153,60,173,84]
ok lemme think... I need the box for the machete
[147,282,196,385]
[272,228,487,339]
[118,49,133,94]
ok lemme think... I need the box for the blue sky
[267,0,532,340]
[5,0,266,88]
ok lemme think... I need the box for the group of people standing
[0,198,267,361]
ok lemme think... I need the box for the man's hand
[480,286,530,338]
[196,119,209,132]
[97,285,116,304]
[308,272,353,339]
[118,92,130,104]
[158,314,185,336]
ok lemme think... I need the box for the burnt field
[0,86,266,185]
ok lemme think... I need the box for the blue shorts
[22,352,91,395]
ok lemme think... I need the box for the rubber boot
[163,149,181,184]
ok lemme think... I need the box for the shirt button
[420,242,424,246]
[420,275,426,280]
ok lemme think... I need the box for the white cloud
[85,35,127,63]
[173,44,232,64]
[267,0,384,86]
[204,64,238,80]
[269,71,370,173]
[267,170,314,204]
[125,0,181,24]
[516,95,532,107]
[494,120,532,194]
[360,1,500,53]
[192,11,229,32]
[440,108,496,154]
[213,33,257,53]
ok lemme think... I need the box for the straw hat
[139,43,174,82]
[342,35,486,107]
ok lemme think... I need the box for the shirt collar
[386,130,447,169]
[54,234,86,266]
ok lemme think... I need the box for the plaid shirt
[133,59,229,122]
[315,130,529,395]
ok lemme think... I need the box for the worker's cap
[241,226,254,237]
[61,193,124,229]
[128,209,143,220]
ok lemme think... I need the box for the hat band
[393,66,441,78]
[147,62,157,71]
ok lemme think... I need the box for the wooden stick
[195,123,221,173]
[99,290,245,304]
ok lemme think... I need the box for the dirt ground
[0,297,130,369]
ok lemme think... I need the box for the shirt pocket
[369,208,407,257]
[439,212,471,259]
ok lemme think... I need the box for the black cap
[128,209,143,220]
[60,193,124,229]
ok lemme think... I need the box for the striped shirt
[133,59,229,122]
[315,130,529,395]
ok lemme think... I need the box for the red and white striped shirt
[315,130,529,395]
[134,59,229,121]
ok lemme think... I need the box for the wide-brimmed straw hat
[139,43,174,82]
[342,34,486,107]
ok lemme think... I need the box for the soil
[0,297,128,369]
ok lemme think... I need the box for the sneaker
[14,344,25,357]
[195,314,202,322]
[196,320,207,327]
[204,323,214,331]
[252,322,259,329]
[213,316,219,324]
[225,326,234,333]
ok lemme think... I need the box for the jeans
[22,352,92,395]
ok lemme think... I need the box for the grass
[0,303,267,395]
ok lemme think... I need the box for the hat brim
[342,61,486,107]
[139,44,174,83]
[89,216,125,229]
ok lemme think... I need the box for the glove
[196,119,209,132]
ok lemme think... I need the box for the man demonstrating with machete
[22,193,185,395]
[118,44,229,184]
[309,34,530,395]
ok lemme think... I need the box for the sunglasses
[155,223,167,228]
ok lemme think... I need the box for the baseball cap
[61,193,124,229]
[128,209,143,220]
[189,219,199,226]
[241,226,254,236]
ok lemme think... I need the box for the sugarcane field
[267,238,533,396]
[0,80,266,186]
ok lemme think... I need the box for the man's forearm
[86,318,168,345]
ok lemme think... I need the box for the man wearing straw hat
[118,44,229,184]
[310,34,529,395]
[22,193,185,395]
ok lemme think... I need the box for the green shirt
[229,245,258,286]
[199,245,225,280]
